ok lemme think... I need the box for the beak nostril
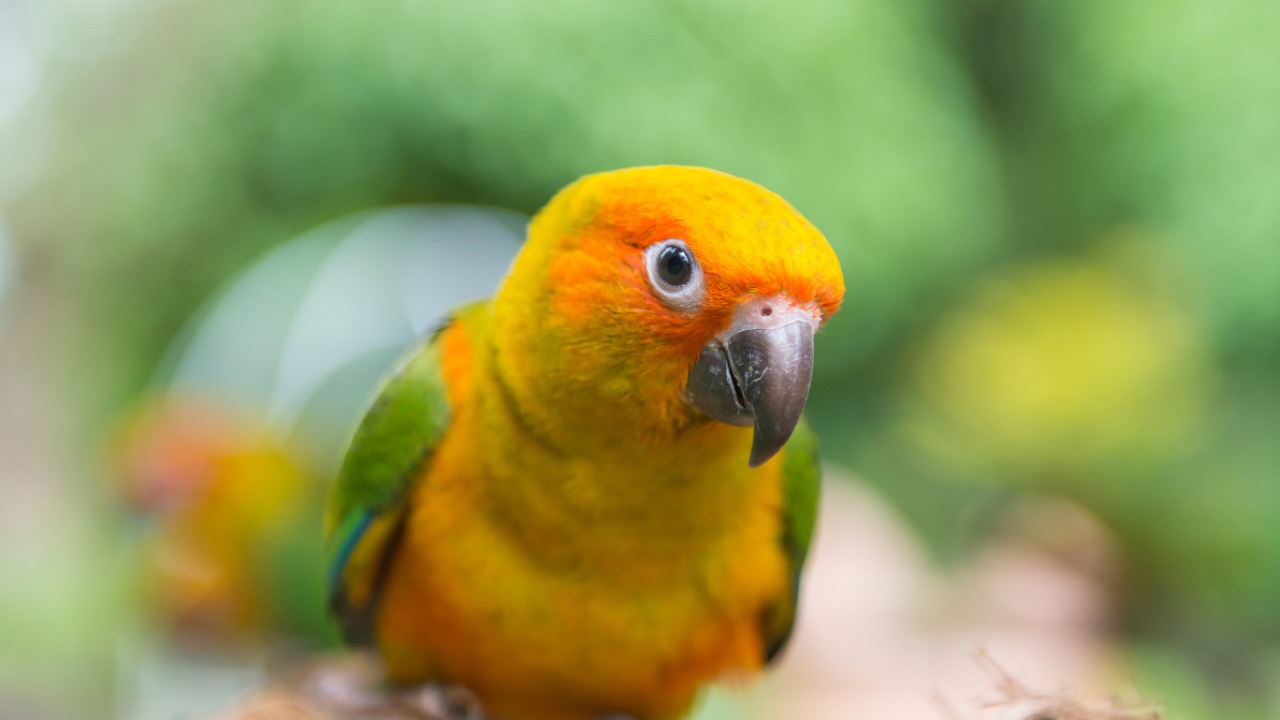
[760,306,772,317]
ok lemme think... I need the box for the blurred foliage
[2,0,1280,718]
[890,238,1280,656]
[949,0,1280,361]
[0,217,10,310]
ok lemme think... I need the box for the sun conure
[325,166,845,720]
[115,396,333,648]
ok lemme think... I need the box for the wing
[325,326,452,645]
[761,416,822,664]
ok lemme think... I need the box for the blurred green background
[1,0,1278,718]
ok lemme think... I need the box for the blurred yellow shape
[115,396,316,648]
[905,236,1211,481]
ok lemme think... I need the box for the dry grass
[968,650,1164,720]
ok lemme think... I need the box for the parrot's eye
[659,246,692,285]
[645,239,704,310]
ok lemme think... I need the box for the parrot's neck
[465,308,773,579]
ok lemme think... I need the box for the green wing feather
[325,327,452,645]
[762,416,822,664]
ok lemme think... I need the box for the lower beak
[684,298,818,467]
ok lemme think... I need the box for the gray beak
[684,298,818,467]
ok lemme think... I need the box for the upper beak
[684,297,819,467]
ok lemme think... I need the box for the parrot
[114,395,332,649]
[325,165,845,720]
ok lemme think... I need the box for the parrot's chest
[377,454,788,719]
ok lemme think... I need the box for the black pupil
[659,246,692,286]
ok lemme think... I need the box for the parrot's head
[493,166,844,467]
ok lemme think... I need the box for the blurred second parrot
[115,397,331,649]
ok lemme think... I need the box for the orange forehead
[546,166,844,321]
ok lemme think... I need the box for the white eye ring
[644,239,705,310]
